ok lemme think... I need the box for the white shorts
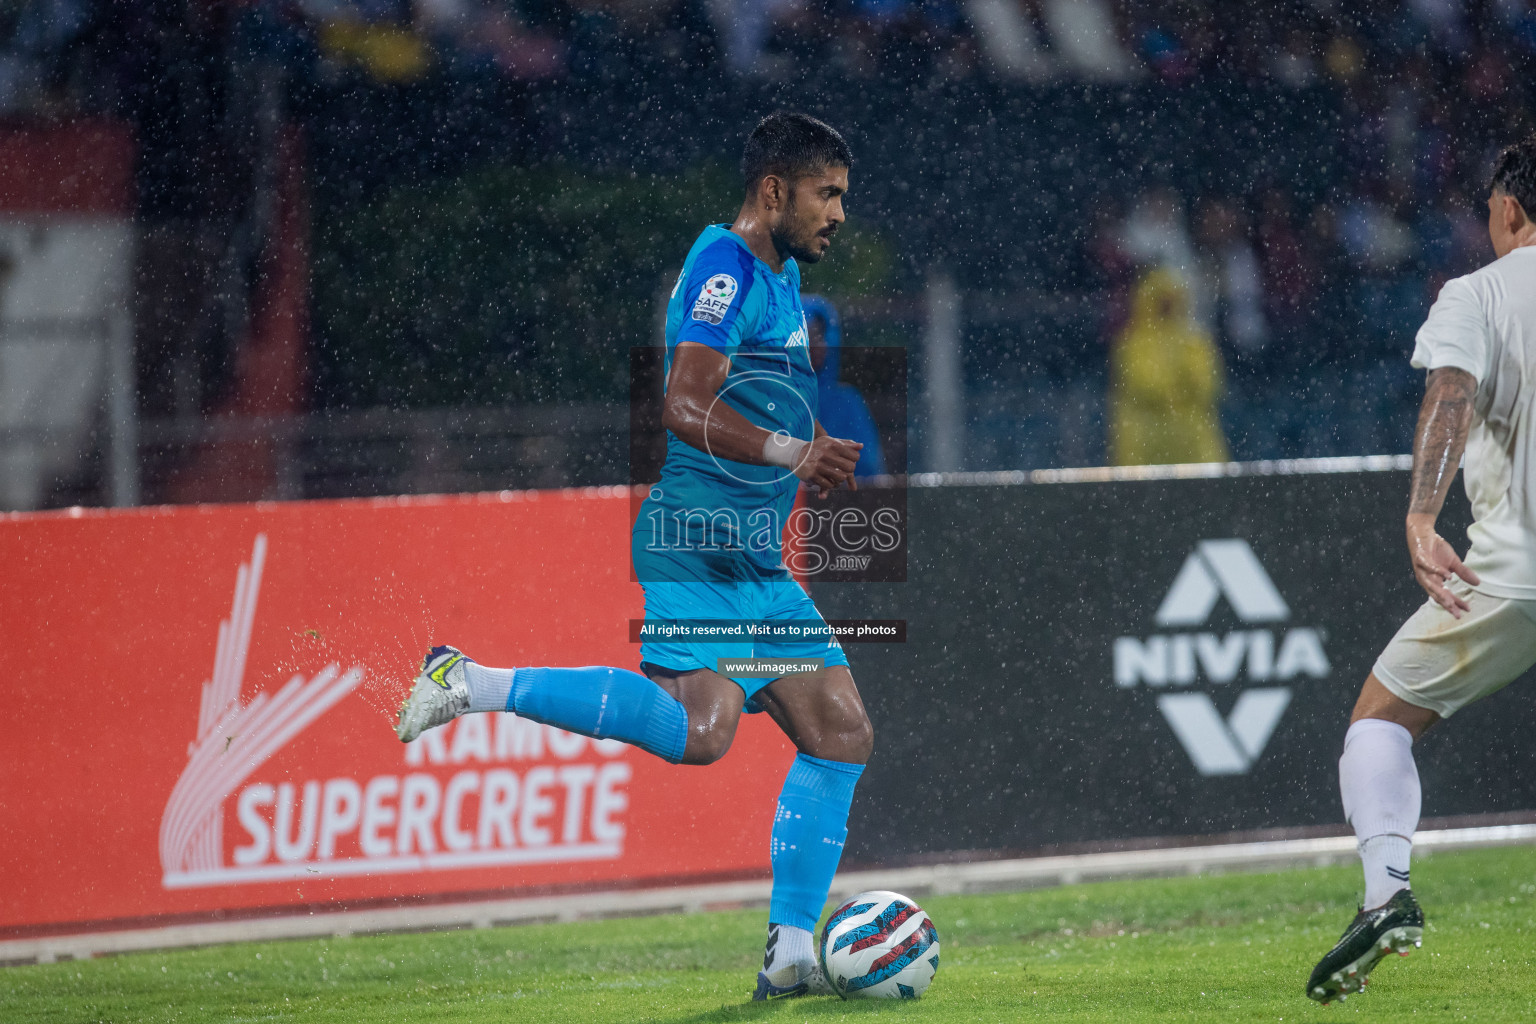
[1373,579,1536,717]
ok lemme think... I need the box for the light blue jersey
[631,224,847,696]
[633,225,817,583]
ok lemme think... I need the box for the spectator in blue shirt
[802,294,887,478]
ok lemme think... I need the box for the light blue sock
[768,752,865,932]
[469,664,688,764]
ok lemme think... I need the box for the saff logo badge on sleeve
[691,274,738,324]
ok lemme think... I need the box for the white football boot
[753,925,836,1002]
[753,959,835,1000]
[396,645,472,742]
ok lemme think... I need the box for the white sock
[1339,718,1420,909]
[1360,834,1413,906]
[763,923,815,973]
[463,663,515,714]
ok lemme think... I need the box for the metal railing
[137,402,628,503]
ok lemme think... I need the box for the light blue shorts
[638,574,850,709]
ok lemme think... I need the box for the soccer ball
[819,890,939,999]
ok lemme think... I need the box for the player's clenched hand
[795,435,863,498]
[1406,513,1481,618]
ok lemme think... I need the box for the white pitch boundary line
[5,823,1533,966]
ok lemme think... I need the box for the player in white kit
[1306,136,1536,1004]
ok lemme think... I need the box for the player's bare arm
[1405,366,1481,616]
[661,340,862,497]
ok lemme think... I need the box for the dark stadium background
[0,0,1525,508]
[5,0,1536,892]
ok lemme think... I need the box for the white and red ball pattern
[819,890,940,999]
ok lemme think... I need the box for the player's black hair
[742,112,853,195]
[1489,134,1536,216]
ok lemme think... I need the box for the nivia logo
[1114,539,1329,776]
[1155,539,1288,626]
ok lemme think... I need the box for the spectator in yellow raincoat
[1109,267,1230,466]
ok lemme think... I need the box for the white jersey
[1412,245,1536,599]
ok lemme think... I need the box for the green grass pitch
[5,845,1536,1023]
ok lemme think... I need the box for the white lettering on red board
[221,717,631,880]
[159,536,634,890]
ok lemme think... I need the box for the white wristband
[763,432,807,469]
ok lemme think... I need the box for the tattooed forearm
[1408,367,1477,517]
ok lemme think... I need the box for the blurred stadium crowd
[7,0,1535,91]
[1,1,1532,503]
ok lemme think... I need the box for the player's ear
[1512,194,1533,234]
[760,174,785,212]
[1501,192,1525,235]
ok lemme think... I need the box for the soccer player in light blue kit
[396,112,872,1000]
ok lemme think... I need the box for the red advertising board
[0,489,792,935]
